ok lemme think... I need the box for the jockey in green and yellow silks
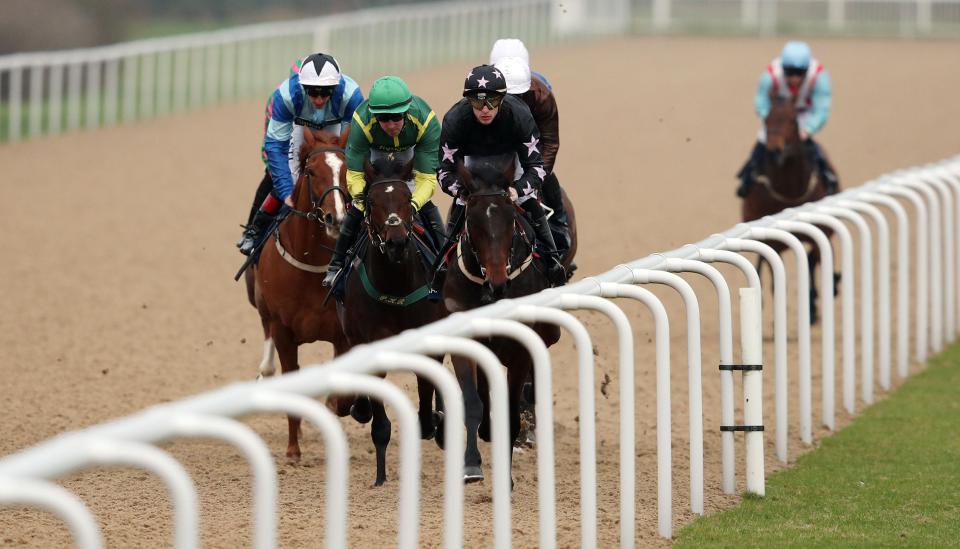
[323,76,445,287]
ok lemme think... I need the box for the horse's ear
[363,159,377,183]
[455,160,473,191]
[400,158,415,182]
[502,159,515,185]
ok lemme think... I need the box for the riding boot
[540,173,571,256]
[530,214,567,287]
[418,200,447,252]
[238,209,276,256]
[736,141,765,198]
[432,202,465,289]
[323,206,363,287]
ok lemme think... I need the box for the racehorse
[741,94,840,323]
[439,155,577,481]
[244,128,351,461]
[336,156,448,486]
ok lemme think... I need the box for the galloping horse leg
[416,371,437,440]
[807,251,821,325]
[326,332,355,417]
[271,323,302,462]
[452,356,484,482]
[476,365,493,444]
[370,398,392,486]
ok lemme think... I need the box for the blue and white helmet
[780,41,812,70]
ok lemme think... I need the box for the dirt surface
[2,36,959,548]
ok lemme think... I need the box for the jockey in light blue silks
[736,41,839,198]
[237,52,363,256]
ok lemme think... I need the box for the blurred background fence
[0,0,957,143]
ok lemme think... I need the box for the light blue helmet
[781,41,812,70]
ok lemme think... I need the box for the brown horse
[336,156,448,486]
[741,95,839,322]
[244,128,351,461]
[440,155,577,481]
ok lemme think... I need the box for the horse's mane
[465,153,515,191]
[298,129,342,167]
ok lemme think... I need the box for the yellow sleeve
[411,170,437,210]
[347,169,367,211]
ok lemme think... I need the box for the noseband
[459,189,533,283]
[365,178,413,252]
[289,146,349,225]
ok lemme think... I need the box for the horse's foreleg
[371,399,392,486]
[256,338,276,379]
[452,356,484,482]
[476,367,493,444]
[807,252,820,325]
[416,374,436,440]
[272,324,302,462]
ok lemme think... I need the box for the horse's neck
[366,239,424,294]
[763,146,812,192]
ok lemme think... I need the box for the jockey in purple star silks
[436,63,567,287]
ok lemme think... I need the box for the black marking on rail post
[719,364,763,371]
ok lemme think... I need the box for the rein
[276,145,345,273]
[456,190,535,285]
[755,169,820,205]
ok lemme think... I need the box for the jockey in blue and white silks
[237,53,363,256]
[737,41,839,198]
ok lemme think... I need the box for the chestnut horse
[440,155,577,481]
[741,95,840,322]
[244,128,351,461]
[336,156,448,486]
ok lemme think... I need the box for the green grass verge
[675,345,960,547]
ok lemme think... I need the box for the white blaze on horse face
[385,185,394,193]
[486,203,498,218]
[324,152,345,221]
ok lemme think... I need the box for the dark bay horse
[441,155,577,482]
[741,95,839,322]
[244,128,351,461]
[336,156,448,486]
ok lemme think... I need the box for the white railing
[0,0,568,143]
[639,0,960,36]
[1,156,958,548]
[3,0,959,143]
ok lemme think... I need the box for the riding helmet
[368,76,413,114]
[299,53,342,87]
[463,64,507,97]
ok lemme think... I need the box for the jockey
[322,76,445,287]
[489,38,553,91]
[237,53,363,255]
[437,64,567,287]
[493,55,572,258]
[736,41,839,198]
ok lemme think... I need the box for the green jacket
[345,95,440,210]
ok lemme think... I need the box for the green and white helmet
[368,76,413,114]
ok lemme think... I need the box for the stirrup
[322,266,341,287]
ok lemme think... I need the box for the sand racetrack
[2,36,959,548]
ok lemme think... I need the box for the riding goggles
[304,85,336,98]
[783,66,807,77]
[466,92,504,111]
[374,111,406,122]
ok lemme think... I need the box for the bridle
[287,146,350,225]
[458,189,533,283]
[364,178,413,253]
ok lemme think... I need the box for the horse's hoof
[285,450,302,464]
[463,465,484,484]
[420,423,436,441]
[351,399,373,424]
[433,411,445,450]
[373,476,387,487]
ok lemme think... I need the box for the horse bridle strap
[356,263,431,306]
[275,237,329,274]
[755,169,819,205]
[455,238,534,285]
[288,146,349,222]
